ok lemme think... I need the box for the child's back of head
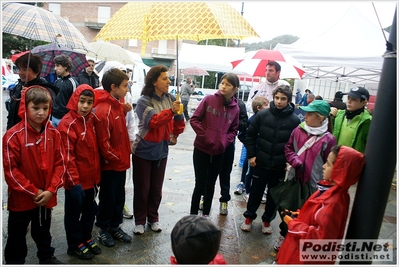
[171,215,221,264]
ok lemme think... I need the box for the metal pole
[237,2,244,47]
[340,7,397,265]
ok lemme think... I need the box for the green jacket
[332,110,372,153]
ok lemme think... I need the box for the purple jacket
[190,90,239,155]
[284,122,336,193]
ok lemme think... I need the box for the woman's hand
[169,135,177,146]
[171,100,181,114]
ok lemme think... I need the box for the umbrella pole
[175,36,183,114]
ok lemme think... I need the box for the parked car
[237,84,252,101]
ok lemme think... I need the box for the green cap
[300,100,331,117]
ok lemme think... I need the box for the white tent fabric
[274,5,389,85]
[179,43,245,72]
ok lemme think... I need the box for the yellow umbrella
[94,2,259,112]
[94,2,259,56]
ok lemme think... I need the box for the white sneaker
[274,236,285,251]
[261,192,267,204]
[243,193,249,203]
[261,222,273,234]
[240,218,253,232]
[149,222,162,232]
[133,224,145,235]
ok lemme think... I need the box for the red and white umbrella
[231,49,305,79]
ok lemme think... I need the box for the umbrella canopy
[2,2,89,50]
[86,40,137,65]
[31,43,89,77]
[231,49,306,79]
[94,2,259,55]
[11,51,30,62]
[181,67,209,76]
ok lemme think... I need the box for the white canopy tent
[274,5,389,85]
[179,43,245,73]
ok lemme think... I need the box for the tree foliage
[2,33,48,58]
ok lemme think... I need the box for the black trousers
[5,207,54,264]
[218,141,235,203]
[64,187,98,249]
[95,170,126,230]
[190,148,223,215]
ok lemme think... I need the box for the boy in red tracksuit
[2,85,65,264]
[93,68,132,247]
[57,84,101,260]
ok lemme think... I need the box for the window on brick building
[98,6,110,23]
[49,3,61,15]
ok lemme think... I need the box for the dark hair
[101,68,129,92]
[54,54,72,72]
[81,89,94,98]
[87,59,95,64]
[273,85,292,102]
[15,53,43,75]
[25,86,51,106]
[267,61,281,72]
[315,95,323,100]
[331,145,342,157]
[141,65,168,96]
[220,73,240,89]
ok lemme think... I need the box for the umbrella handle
[175,92,183,115]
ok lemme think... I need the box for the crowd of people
[3,53,373,264]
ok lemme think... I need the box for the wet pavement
[1,90,397,264]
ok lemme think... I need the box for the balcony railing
[151,48,176,60]
[84,17,108,30]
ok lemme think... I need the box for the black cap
[343,87,369,101]
[334,91,344,99]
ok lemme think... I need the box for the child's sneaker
[261,192,267,204]
[67,243,94,260]
[219,202,228,215]
[240,217,253,232]
[261,221,273,234]
[234,182,245,195]
[243,193,249,203]
[273,236,285,251]
[199,195,204,210]
[85,238,102,255]
[111,227,132,243]
[122,204,133,219]
[98,228,115,247]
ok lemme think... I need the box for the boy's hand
[124,103,133,113]
[249,157,256,167]
[34,190,53,206]
[33,189,43,201]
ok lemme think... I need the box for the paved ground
[1,90,397,264]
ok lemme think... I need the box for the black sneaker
[85,239,102,255]
[111,227,132,243]
[98,228,115,247]
[39,256,63,264]
[67,243,94,260]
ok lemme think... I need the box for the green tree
[2,33,48,58]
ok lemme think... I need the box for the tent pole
[340,7,397,265]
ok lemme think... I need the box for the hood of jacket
[18,85,53,123]
[331,146,365,190]
[93,88,124,111]
[66,84,95,112]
